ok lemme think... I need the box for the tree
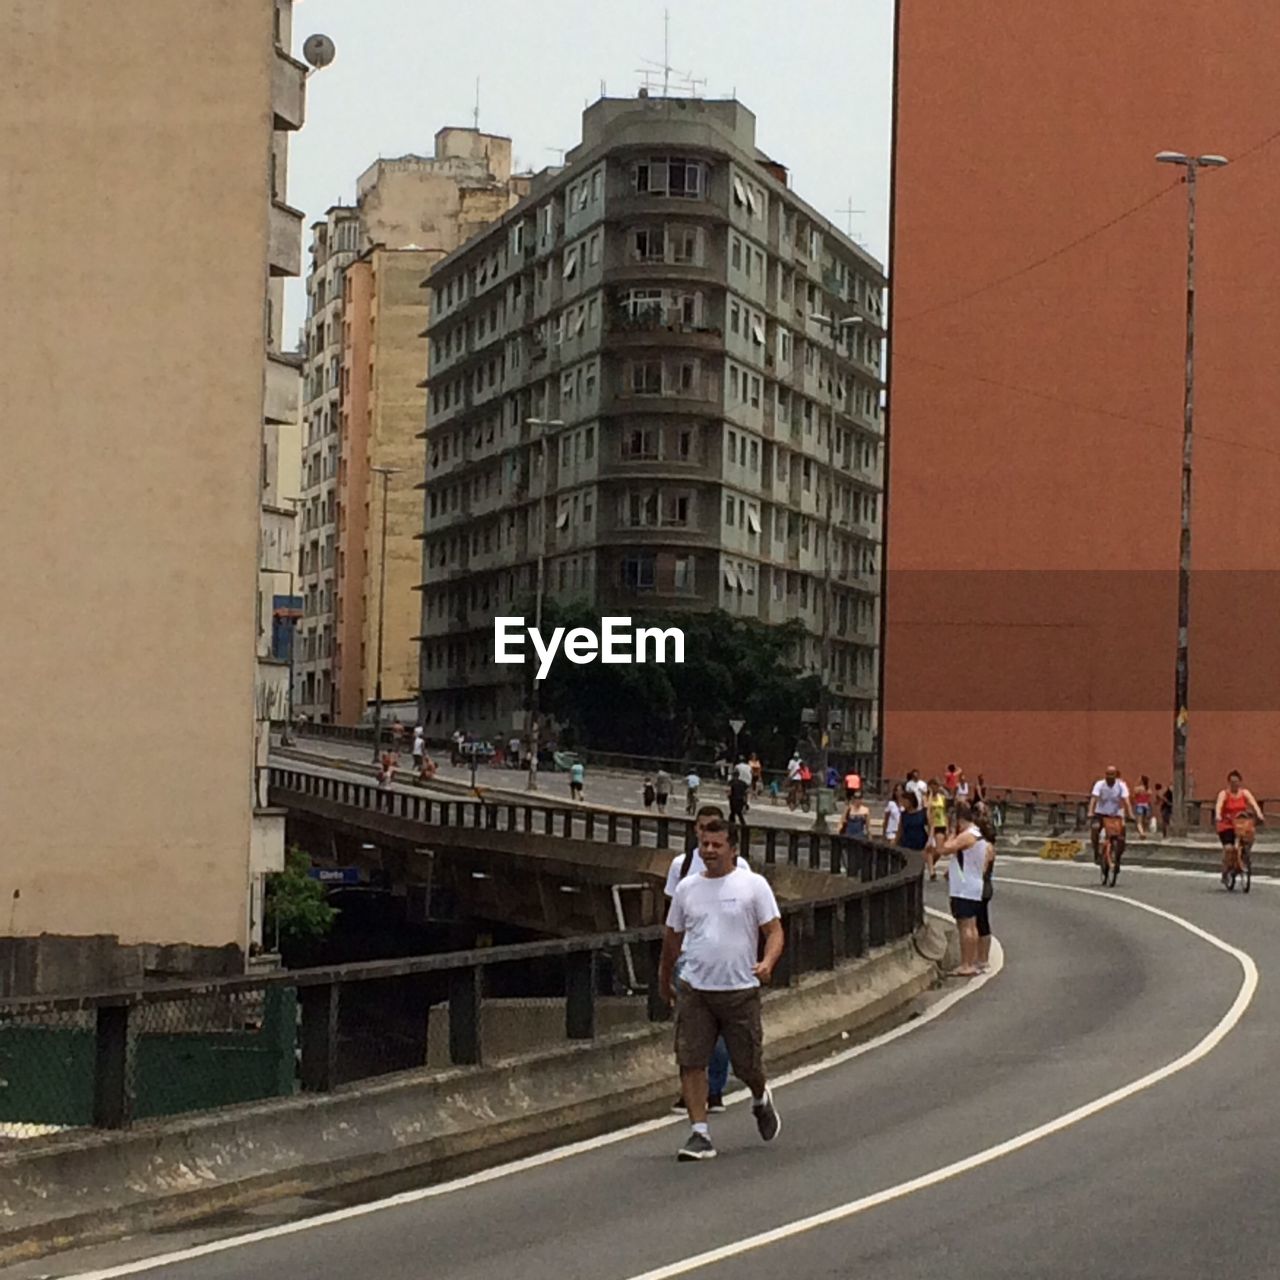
[534,602,820,767]
[265,846,339,951]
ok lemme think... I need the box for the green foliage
[265,846,339,948]
[536,602,820,767]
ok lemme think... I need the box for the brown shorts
[674,983,763,1079]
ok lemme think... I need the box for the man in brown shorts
[659,819,784,1161]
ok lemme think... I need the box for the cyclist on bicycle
[1214,770,1264,886]
[1088,766,1135,865]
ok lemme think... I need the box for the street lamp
[523,417,565,791]
[369,466,403,763]
[810,312,865,826]
[1154,150,1228,834]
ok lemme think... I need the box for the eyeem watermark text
[494,616,685,680]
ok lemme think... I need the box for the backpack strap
[679,846,696,882]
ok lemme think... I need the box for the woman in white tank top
[941,803,993,976]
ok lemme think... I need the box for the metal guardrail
[0,771,923,1140]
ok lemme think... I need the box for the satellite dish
[302,33,336,69]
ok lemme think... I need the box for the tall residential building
[886,0,1280,795]
[296,131,529,723]
[418,97,887,774]
[0,0,309,993]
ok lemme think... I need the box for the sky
[284,0,895,338]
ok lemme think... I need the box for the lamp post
[523,417,565,791]
[369,465,403,763]
[810,312,865,827]
[1155,150,1228,835]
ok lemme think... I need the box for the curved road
[8,861,1276,1279]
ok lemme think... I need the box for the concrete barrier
[0,929,946,1265]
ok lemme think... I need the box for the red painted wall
[886,0,1280,799]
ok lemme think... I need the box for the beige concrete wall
[0,1,274,950]
[364,250,433,707]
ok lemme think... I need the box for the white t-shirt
[664,849,751,899]
[906,778,928,807]
[734,761,753,785]
[787,757,802,781]
[884,799,902,840]
[948,825,988,901]
[412,731,424,751]
[1091,779,1129,816]
[686,773,701,790]
[666,867,781,991]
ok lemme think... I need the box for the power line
[891,349,1280,466]
[896,182,1180,325]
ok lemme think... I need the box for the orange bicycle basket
[1102,816,1125,837]
[1233,814,1257,841]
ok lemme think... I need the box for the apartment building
[0,0,309,993]
[296,130,528,723]
[419,96,887,774]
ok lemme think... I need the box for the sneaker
[707,1094,726,1113]
[670,1095,687,1114]
[677,1130,717,1161]
[752,1089,782,1142]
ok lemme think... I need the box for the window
[732,175,747,207]
[584,425,595,459]
[677,361,697,393]
[674,555,696,593]
[779,329,792,362]
[622,553,656,591]
[673,227,698,263]
[749,439,759,470]
[729,366,740,402]
[622,426,658,459]
[729,301,741,335]
[751,317,765,347]
[512,221,525,255]
[754,249,765,283]
[588,297,600,329]
[588,232,601,265]
[730,235,742,271]
[747,506,761,535]
[591,169,603,203]
[678,428,694,459]
[663,494,689,526]
[631,361,662,395]
[725,429,736,462]
[749,375,761,408]
[725,496,735,527]
[624,287,664,319]
[563,247,579,279]
[632,227,665,261]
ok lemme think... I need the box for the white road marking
[618,878,1259,1280]
[61,920,997,1278]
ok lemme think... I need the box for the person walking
[785,752,803,811]
[1132,775,1153,837]
[882,783,904,842]
[568,759,586,802]
[905,769,928,811]
[734,756,753,789]
[663,805,750,1116]
[655,767,671,814]
[926,779,948,876]
[508,735,522,770]
[411,725,425,773]
[660,819,784,1161]
[1158,783,1173,838]
[728,772,750,826]
[939,802,995,977]
[749,752,763,796]
[685,767,701,816]
[840,789,871,838]
[642,776,656,810]
[896,790,929,856]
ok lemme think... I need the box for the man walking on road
[728,771,750,826]
[663,805,750,1115]
[660,819,784,1161]
[655,767,671,814]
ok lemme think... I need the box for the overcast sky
[284,0,895,337]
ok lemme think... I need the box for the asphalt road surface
[10,860,1276,1280]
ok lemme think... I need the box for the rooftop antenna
[636,8,705,99]
[838,197,868,244]
[473,77,480,131]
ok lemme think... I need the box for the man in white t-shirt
[1088,765,1135,863]
[663,805,750,1114]
[734,757,753,787]
[660,819,784,1162]
[905,769,928,809]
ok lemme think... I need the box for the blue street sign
[307,867,361,885]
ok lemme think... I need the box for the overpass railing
[0,780,923,1143]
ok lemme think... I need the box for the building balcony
[269,200,305,278]
[602,319,723,354]
[602,387,721,418]
[602,262,718,289]
[605,193,726,225]
[264,349,302,424]
[272,48,307,132]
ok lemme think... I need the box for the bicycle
[1223,815,1258,893]
[1098,815,1125,887]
